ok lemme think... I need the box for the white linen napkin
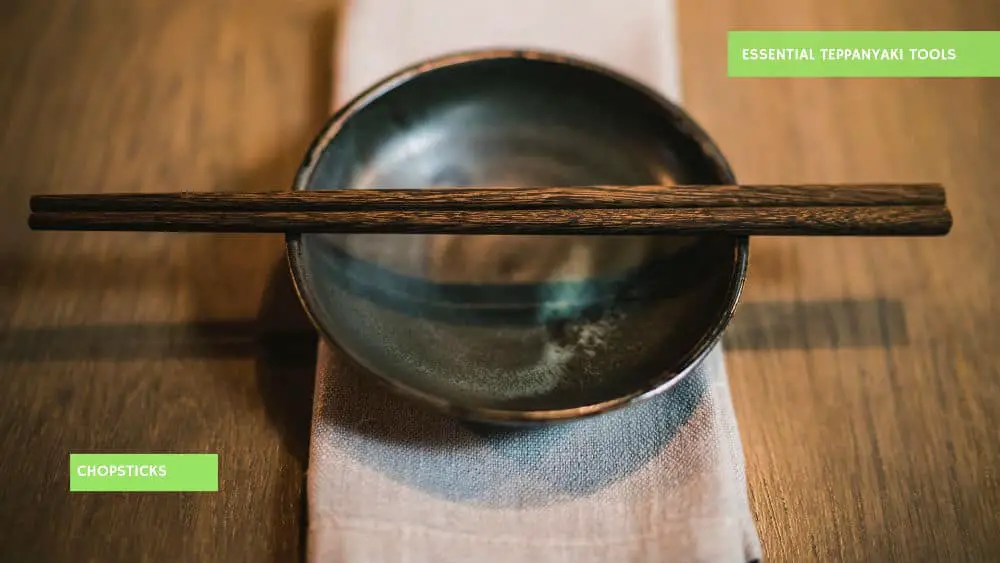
[308,1,763,561]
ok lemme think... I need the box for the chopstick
[26,206,950,235]
[30,184,945,211]
[26,184,953,236]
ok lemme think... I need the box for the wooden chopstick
[27,205,952,236]
[29,184,946,213]
[26,184,953,236]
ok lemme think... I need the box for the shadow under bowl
[286,50,748,424]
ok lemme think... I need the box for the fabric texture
[308,1,763,561]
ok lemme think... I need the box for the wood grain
[29,183,949,211]
[678,1,1000,562]
[0,0,333,561]
[26,205,953,236]
[0,1,998,563]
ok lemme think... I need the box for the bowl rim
[285,48,750,424]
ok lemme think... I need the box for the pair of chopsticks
[27,183,952,236]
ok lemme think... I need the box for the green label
[69,453,218,492]
[728,31,1000,77]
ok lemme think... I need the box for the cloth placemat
[308,1,763,561]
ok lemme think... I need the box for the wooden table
[678,2,1000,561]
[1,1,997,561]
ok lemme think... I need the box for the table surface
[1,1,998,561]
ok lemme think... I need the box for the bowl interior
[290,54,745,418]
